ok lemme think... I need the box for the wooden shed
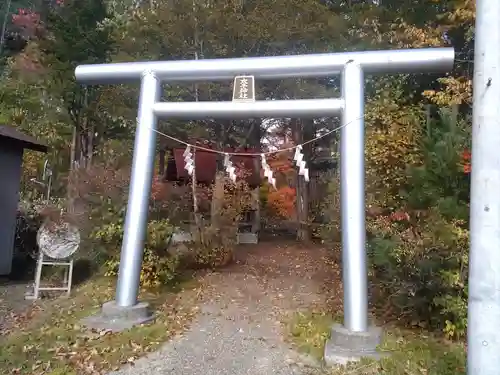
[0,125,48,275]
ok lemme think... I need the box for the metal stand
[27,160,69,300]
[25,252,74,300]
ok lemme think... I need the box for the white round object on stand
[37,220,80,259]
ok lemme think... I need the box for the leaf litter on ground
[1,276,201,375]
[2,242,465,375]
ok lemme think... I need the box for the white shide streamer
[261,154,276,189]
[183,146,194,176]
[223,153,237,183]
[293,145,310,182]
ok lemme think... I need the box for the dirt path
[109,242,342,375]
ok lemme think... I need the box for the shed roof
[0,125,49,153]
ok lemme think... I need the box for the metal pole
[340,61,368,332]
[75,48,454,84]
[152,99,344,119]
[115,71,161,307]
[468,0,500,373]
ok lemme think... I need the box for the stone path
[109,243,341,375]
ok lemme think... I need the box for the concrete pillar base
[324,324,385,366]
[81,300,154,332]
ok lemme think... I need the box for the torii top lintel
[75,47,455,85]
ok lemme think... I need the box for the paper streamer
[223,153,237,183]
[183,146,194,176]
[293,145,310,182]
[261,154,276,189]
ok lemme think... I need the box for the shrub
[368,109,470,339]
[186,174,253,269]
[14,201,44,259]
[318,107,470,339]
[316,174,341,246]
[96,218,180,288]
[189,225,235,268]
[266,186,296,219]
[67,162,184,288]
[66,164,131,264]
[10,201,43,278]
[71,161,254,281]
[368,207,468,338]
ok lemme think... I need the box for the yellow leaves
[364,103,423,208]
[447,0,476,23]
[387,22,445,49]
[423,77,472,106]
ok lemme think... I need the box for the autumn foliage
[11,8,41,36]
[461,149,471,174]
[267,186,296,218]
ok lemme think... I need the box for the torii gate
[75,47,454,363]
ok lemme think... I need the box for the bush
[10,201,43,278]
[72,162,253,282]
[368,109,470,339]
[318,107,470,339]
[189,225,236,268]
[187,175,253,268]
[368,207,468,338]
[316,174,341,246]
[14,201,44,259]
[262,185,296,219]
[68,162,183,288]
[95,218,180,288]
[67,164,131,264]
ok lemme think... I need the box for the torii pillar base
[324,324,385,366]
[81,300,154,332]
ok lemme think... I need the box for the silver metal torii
[468,0,500,374]
[75,48,454,347]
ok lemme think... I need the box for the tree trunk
[210,168,225,230]
[70,126,77,171]
[296,172,310,242]
[159,149,166,177]
[210,119,230,230]
[292,118,311,242]
[67,126,78,213]
[87,124,94,169]
[191,148,203,242]
[78,131,87,169]
[250,121,261,233]
[251,158,261,233]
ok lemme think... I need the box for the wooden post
[159,149,165,177]
[251,157,261,233]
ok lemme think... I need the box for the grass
[287,310,466,375]
[1,275,200,375]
